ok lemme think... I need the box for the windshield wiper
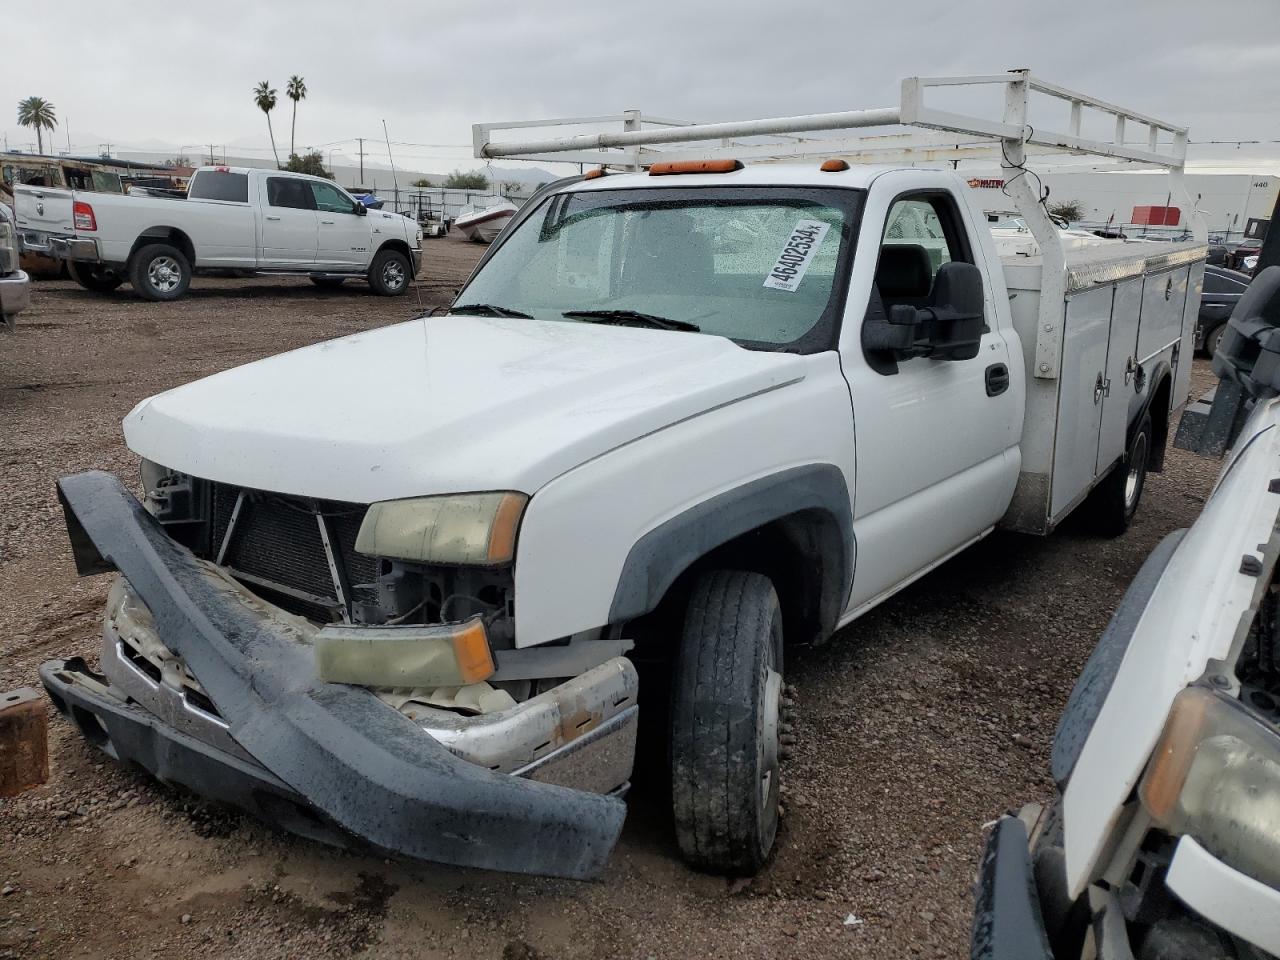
[562,309,700,332]
[451,303,533,319]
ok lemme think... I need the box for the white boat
[453,199,517,243]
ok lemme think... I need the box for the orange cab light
[583,167,608,180]
[648,159,743,176]
[450,619,497,685]
[821,158,850,172]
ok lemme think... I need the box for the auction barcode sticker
[763,219,831,292]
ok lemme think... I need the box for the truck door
[310,181,370,268]
[841,186,1021,614]
[260,176,319,267]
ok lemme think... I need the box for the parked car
[39,73,1207,881]
[971,268,1280,960]
[1196,264,1252,356]
[0,204,31,331]
[14,167,422,301]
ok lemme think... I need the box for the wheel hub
[148,257,181,292]
[1125,431,1149,511]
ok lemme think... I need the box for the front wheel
[1086,412,1152,537]
[68,261,124,293]
[367,248,410,296]
[128,243,191,302]
[671,569,784,875]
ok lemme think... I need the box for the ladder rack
[473,70,1207,383]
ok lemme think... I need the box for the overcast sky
[5,0,1279,172]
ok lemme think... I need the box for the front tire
[367,248,410,296]
[68,261,124,293]
[671,569,783,875]
[128,243,191,302]
[1087,412,1152,537]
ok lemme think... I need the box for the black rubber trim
[1051,528,1187,788]
[970,817,1054,960]
[40,658,359,852]
[606,464,854,627]
[54,470,626,880]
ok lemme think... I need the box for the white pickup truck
[40,72,1209,881]
[974,268,1280,960]
[15,166,422,300]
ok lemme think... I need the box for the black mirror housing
[354,203,367,217]
[862,260,986,369]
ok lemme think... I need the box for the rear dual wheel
[1086,412,1152,537]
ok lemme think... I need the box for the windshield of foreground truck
[453,186,865,352]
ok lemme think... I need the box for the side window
[311,182,355,214]
[266,177,315,211]
[1203,271,1247,295]
[875,193,973,308]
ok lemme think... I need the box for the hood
[1061,397,1280,896]
[124,316,805,502]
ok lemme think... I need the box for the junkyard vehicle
[14,167,423,301]
[42,72,1209,880]
[972,267,1280,960]
[1196,264,1252,356]
[0,204,31,331]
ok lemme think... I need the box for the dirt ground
[0,238,1221,960]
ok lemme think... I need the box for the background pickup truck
[15,167,423,301]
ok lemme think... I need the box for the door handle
[265,215,281,221]
[320,219,335,225]
[984,363,1010,397]
[1093,372,1111,404]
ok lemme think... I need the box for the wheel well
[634,510,846,649]
[1147,373,1172,472]
[376,238,412,263]
[129,228,195,268]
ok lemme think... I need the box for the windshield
[453,185,864,352]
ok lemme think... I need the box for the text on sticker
[763,219,831,292]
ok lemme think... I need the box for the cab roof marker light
[648,159,743,176]
[820,158,850,172]
[583,168,608,180]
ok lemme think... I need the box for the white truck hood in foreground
[1062,397,1280,896]
[124,315,805,502]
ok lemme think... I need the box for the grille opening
[184,688,222,719]
[122,644,162,684]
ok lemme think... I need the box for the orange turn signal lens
[648,159,743,176]
[1140,686,1213,821]
[583,167,608,180]
[451,619,497,684]
[820,158,850,172]
[486,492,528,565]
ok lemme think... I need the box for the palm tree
[253,81,280,168]
[17,96,57,155]
[285,75,307,160]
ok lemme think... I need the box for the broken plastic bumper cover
[47,470,630,880]
[970,817,1054,960]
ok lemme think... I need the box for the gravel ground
[0,241,1221,960]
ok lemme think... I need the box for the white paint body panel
[125,315,806,505]
[516,354,854,646]
[1166,836,1280,954]
[1061,398,1280,896]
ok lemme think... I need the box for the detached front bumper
[971,817,1055,960]
[46,470,632,880]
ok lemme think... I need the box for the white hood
[124,316,805,502]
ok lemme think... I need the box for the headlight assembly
[1140,685,1280,889]
[355,492,528,567]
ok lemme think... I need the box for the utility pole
[357,138,365,185]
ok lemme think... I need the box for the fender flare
[607,464,854,635]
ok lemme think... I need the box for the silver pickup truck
[15,166,422,300]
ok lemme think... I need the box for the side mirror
[353,203,367,217]
[862,261,986,367]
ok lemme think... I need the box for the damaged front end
[43,470,637,880]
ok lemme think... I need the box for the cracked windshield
[453,186,863,350]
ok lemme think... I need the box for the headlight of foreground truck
[1139,685,1280,889]
[354,491,527,567]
